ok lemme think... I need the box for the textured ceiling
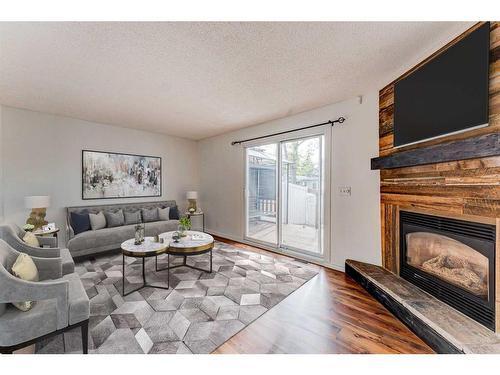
[0,22,473,140]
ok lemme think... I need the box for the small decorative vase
[134,223,145,245]
[140,224,145,242]
[134,226,142,245]
[178,225,187,237]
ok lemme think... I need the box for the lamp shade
[25,195,51,209]
[186,191,198,200]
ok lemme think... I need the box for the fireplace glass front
[400,211,496,330]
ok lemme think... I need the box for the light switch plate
[339,186,351,196]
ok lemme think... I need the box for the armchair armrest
[12,238,60,258]
[36,236,57,248]
[0,269,69,329]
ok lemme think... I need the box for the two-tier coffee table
[121,237,169,296]
[156,231,214,288]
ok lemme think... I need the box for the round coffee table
[156,231,214,279]
[121,237,168,296]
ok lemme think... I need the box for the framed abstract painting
[82,150,162,199]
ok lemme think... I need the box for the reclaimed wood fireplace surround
[371,22,500,331]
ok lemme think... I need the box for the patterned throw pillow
[158,207,170,221]
[124,210,142,225]
[89,211,107,230]
[104,209,125,228]
[22,232,40,247]
[11,253,39,311]
[141,208,159,223]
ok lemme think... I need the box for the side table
[32,227,60,247]
[185,212,205,232]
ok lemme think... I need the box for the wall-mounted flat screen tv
[394,22,490,147]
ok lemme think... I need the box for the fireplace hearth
[400,211,496,330]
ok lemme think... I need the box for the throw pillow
[169,206,180,220]
[11,253,39,311]
[89,211,107,230]
[124,210,142,225]
[158,207,170,221]
[104,209,125,228]
[70,210,91,235]
[22,232,40,247]
[141,208,159,223]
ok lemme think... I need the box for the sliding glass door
[245,143,278,246]
[280,136,324,255]
[245,133,325,257]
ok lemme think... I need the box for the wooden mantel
[376,22,500,331]
[371,133,500,170]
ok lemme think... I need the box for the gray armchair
[0,224,74,275]
[0,239,89,354]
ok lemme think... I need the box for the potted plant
[178,216,191,237]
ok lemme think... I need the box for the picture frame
[82,149,162,200]
[43,223,56,231]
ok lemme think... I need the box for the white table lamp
[25,195,50,229]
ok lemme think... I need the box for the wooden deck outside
[248,220,320,253]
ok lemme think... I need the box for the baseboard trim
[206,229,345,273]
[206,229,242,243]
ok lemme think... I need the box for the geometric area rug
[36,241,318,354]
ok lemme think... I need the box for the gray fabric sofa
[0,223,75,275]
[66,200,180,258]
[0,239,89,354]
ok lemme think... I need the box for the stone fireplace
[400,211,496,330]
[354,22,500,352]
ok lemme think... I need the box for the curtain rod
[230,117,345,146]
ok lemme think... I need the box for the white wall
[1,94,380,269]
[1,107,199,245]
[199,93,381,270]
[0,105,3,222]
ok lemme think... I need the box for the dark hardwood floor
[213,237,433,354]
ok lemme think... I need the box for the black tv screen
[394,23,490,147]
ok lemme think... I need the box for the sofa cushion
[70,210,91,235]
[158,207,170,221]
[68,224,137,253]
[89,211,106,230]
[67,221,180,254]
[0,300,58,346]
[141,208,159,223]
[124,210,142,225]
[144,220,180,237]
[169,206,180,220]
[105,209,125,228]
